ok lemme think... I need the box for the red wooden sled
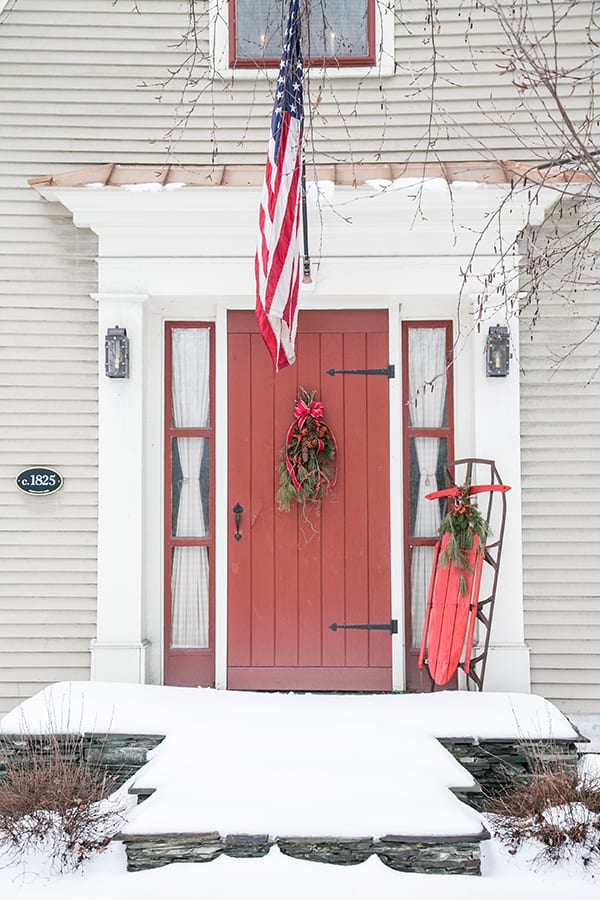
[418,478,510,687]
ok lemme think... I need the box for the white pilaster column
[91,293,150,682]
[470,293,530,692]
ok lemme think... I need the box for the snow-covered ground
[0,683,598,898]
[0,837,599,900]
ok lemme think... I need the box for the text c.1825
[16,467,63,496]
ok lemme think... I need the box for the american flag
[255,0,304,372]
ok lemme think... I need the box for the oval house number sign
[16,467,63,496]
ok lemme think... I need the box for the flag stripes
[255,0,304,372]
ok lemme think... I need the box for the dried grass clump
[0,733,125,871]
[488,750,600,868]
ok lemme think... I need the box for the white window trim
[209,0,395,79]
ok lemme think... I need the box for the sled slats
[418,459,510,691]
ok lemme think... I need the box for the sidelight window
[164,323,215,686]
[402,322,454,688]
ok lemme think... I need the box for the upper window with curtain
[229,0,376,68]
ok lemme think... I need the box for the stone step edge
[117,829,491,844]
[116,830,489,875]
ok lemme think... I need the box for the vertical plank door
[227,309,392,690]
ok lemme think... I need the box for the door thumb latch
[232,502,243,541]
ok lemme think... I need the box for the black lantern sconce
[486,325,510,377]
[104,326,130,378]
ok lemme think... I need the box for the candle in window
[329,31,336,57]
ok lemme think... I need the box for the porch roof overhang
[28,159,591,299]
[28,159,591,191]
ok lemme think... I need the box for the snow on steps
[0,683,584,877]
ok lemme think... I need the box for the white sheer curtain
[235,0,369,58]
[408,328,447,646]
[170,328,210,649]
[306,0,369,55]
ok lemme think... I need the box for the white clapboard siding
[520,200,600,714]
[0,1,596,167]
[0,7,100,711]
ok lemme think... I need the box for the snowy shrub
[488,750,600,869]
[0,732,125,872]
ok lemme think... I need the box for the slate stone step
[441,737,580,809]
[0,733,164,788]
[119,830,489,875]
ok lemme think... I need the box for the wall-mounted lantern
[105,326,129,378]
[486,325,510,377]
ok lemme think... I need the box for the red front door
[227,309,393,690]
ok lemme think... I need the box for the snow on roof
[27,160,591,191]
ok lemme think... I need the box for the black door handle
[233,503,243,541]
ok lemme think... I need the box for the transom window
[230,0,375,68]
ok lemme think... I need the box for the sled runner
[418,459,510,690]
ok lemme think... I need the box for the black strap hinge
[328,619,398,634]
[326,365,395,379]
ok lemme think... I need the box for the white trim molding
[208,0,396,79]
[36,177,539,694]
[91,293,151,684]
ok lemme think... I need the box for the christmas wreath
[277,389,337,511]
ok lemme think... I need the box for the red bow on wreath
[277,389,337,511]
[293,398,325,450]
[295,397,324,423]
